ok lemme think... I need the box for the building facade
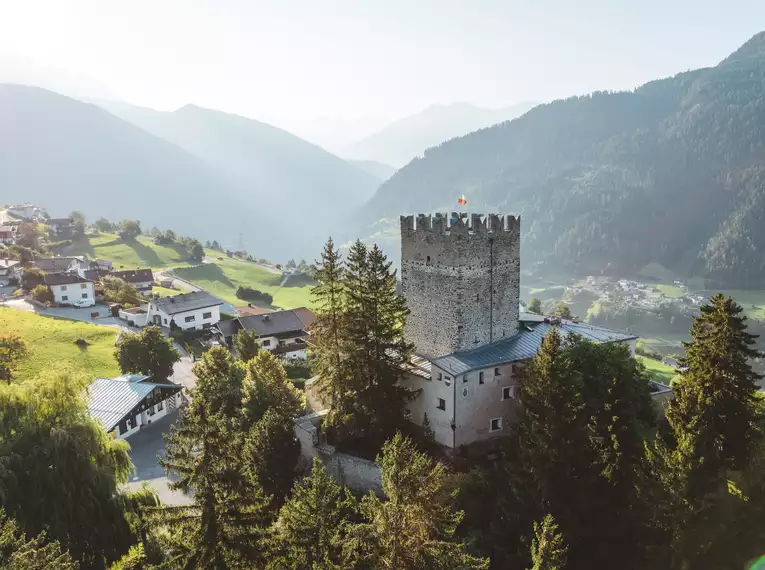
[44,273,95,306]
[145,291,222,330]
[0,259,21,286]
[400,213,639,449]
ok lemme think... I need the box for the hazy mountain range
[360,32,765,287]
[343,101,538,167]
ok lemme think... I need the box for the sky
[1,0,764,142]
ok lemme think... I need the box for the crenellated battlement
[400,212,520,235]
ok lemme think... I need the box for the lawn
[712,290,765,320]
[151,284,192,297]
[0,308,120,381]
[649,283,685,298]
[636,355,677,385]
[67,233,192,270]
[172,260,315,309]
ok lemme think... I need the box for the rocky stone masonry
[400,212,521,358]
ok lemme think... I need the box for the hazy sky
[1,0,763,127]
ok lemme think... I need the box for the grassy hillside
[0,307,120,380]
[172,259,315,309]
[66,233,192,269]
[636,355,677,385]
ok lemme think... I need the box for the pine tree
[147,353,268,568]
[328,242,416,448]
[233,329,260,362]
[529,514,567,570]
[0,510,77,569]
[244,409,300,507]
[311,237,347,408]
[668,293,763,473]
[268,459,357,570]
[354,433,489,570]
[241,351,302,428]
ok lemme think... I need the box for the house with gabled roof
[44,272,95,306]
[145,291,223,331]
[215,308,315,359]
[0,259,21,286]
[111,269,154,291]
[87,374,183,439]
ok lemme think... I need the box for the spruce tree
[311,237,347,408]
[0,510,77,569]
[241,351,302,428]
[268,458,358,570]
[147,352,268,568]
[354,433,489,570]
[668,293,762,472]
[529,514,567,570]
[233,329,260,363]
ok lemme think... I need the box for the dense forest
[363,32,765,287]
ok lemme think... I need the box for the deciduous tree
[528,298,542,315]
[233,329,260,362]
[0,334,27,384]
[114,326,180,382]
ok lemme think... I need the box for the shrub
[283,358,313,380]
[235,286,273,305]
[31,285,53,303]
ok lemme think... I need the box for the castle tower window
[490,417,503,432]
[479,371,485,384]
[436,372,442,381]
[462,375,468,384]
[494,367,501,376]
[436,398,446,411]
[502,386,516,401]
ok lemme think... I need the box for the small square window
[494,367,501,376]
[61,285,67,291]
[62,295,68,301]
[262,339,271,347]
[436,372,442,381]
[462,375,468,384]
[436,398,446,411]
[184,315,195,323]
[479,371,485,384]
[203,312,212,319]
[502,386,516,401]
[490,418,503,432]
[81,283,87,289]
[81,293,88,299]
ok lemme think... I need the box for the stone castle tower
[400,212,521,358]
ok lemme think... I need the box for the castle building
[400,212,640,449]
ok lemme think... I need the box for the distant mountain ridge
[0,86,382,260]
[360,32,765,288]
[343,101,538,167]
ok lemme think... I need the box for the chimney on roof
[263,314,270,322]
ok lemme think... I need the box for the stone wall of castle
[400,212,521,358]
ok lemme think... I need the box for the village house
[145,291,222,330]
[44,272,95,306]
[87,374,183,440]
[111,269,154,291]
[69,258,114,280]
[29,256,84,274]
[46,217,75,238]
[0,225,16,245]
[395,213,648,449]
[215,308,315,359]
[0,259,21,286]
[7,204,39,220]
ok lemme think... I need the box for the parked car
[73,298,96,308]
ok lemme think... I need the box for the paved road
[2,297,120,324]
[124,410,193,506]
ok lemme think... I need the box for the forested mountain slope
[362,32,765,287]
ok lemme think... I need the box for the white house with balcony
[87,374,183,440]
[44,272,95,306]
[214,308,315,359]
[145,291,222,330]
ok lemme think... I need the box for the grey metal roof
[238,310,307,337]
[216,318,242,338]
[430,320,637,376]
[44,272,91,286]
[152,291,223,315]
[87,377,180,431]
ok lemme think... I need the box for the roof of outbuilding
[44,272,92,286]
[30,257,81,271]
[0,259,19,269]
[152,291,223,315]
[292,307,316,329]
[428,318,636,375]
[87,377,181,431]
[238,310,308,337]
[235,305,274,316]
[111,269,154,283]
[216,318,243,338]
